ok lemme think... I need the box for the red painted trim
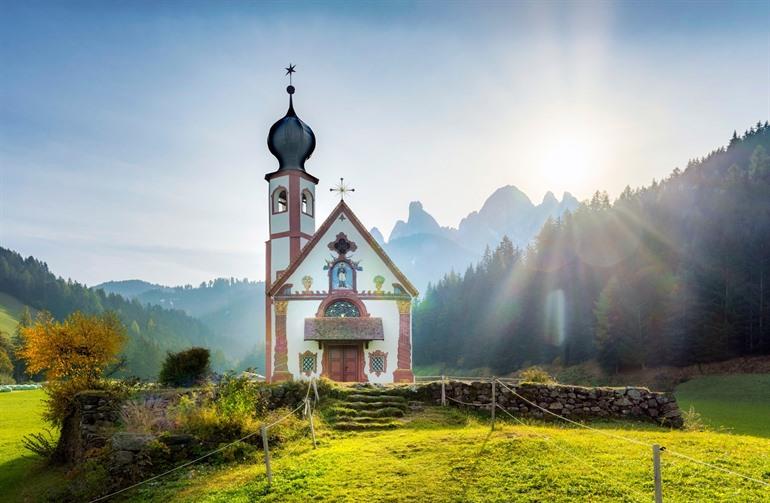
[268,200,419,297]
[270,231,314,240]
[289,175,301,261]
[315,293,370,317]
[265,240,272,382]
[265,169,319,184]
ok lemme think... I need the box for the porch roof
[304,317,384,341]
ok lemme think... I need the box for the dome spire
[265,64,317,180]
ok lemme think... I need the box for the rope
[446,395,492,408]
[665,450,770,487]
[494,404,649,503]
[90,378,319,502]
[494,380,770,489]
[89,428,262,502]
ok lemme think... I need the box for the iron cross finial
[330,177,355,201]
[285,63,296,85]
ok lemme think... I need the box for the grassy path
[126,408,770,503]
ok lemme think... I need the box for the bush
[120,396,177,434]
[21,429,57,458]
[159,347,210,387]
[519,366,556,384]
[0,373,14,385]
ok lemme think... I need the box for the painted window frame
[368,350,388,377]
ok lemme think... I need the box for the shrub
[682,405,708,432]
[216,374,269,420]
[21,429,57,458]
[159,347,210,387]
[120,396,176,434]
[519,366,556,384]
[0,373,14,385]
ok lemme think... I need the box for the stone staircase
[325,386,420,431]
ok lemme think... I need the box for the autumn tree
[20,311,126,384]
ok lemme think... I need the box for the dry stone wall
[412,381,683,427]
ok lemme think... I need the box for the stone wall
[411,380,683,427]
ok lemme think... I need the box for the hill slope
[97,278,265,366]
[0,247,230,379]
[0,292,31,337]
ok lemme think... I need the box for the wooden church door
[327,345,360,382]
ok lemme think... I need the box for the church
[263,73,417,384]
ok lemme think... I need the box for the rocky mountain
[376,185,580,291]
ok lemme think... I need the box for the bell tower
[265,66,319,287]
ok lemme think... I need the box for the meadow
[675,374,770,438]
[2,380,769,502]
[0,389,64,502]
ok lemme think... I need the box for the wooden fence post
[308,398,317,449]
[441,375,446,406]
[491,378,496,431]
[261,425,272,486]
[653,444,663,503]
[312,378,319,402]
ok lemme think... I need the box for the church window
[273,188,288,213]
[299,351,317,376]
[324,300,360,318]
[368,350,387,376]
[301,190,314,216]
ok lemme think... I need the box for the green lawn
[4,384,770,502]
[675,374,770,438]
[122,407,770,503]
[0,389,64,503]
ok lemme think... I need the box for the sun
[540,134,599,187]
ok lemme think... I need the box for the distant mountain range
[78,185,577,371]
[379,186,579,291]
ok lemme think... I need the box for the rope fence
[437,375,770,502]
[89,377,320,503]
[89,375,767,502]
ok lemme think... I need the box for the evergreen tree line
[414,122,770,373]
[0,247,225,380]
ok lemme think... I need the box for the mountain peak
[370,227,386,245]
[389,201,444,242]
[542,191,558,206]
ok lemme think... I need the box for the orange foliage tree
[20,311,126,383]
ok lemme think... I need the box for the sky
[1,0,769,286]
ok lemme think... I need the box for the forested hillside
[414,122,770,374]
[97,278,265,371]
[0,248,231,379]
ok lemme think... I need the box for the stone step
[344,394,407,403]
[332,420,400,431]
[343,401,408,411]
[327,406,405,418]
[333,415,400,423]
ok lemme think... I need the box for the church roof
[267,200,419,297]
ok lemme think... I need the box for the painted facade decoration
[263,79,417,384]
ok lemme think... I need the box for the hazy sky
[2,0,768,286]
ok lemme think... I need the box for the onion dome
[266,84,316,179]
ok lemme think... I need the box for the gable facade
[266,202,416,383]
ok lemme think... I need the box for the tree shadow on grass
[0,455,66,503]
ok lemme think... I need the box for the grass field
[675,374,770,438]
[122,408,770,503]
[3,384,770,502]
[0,389,64,503]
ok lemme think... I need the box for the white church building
[263,76,417,384]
